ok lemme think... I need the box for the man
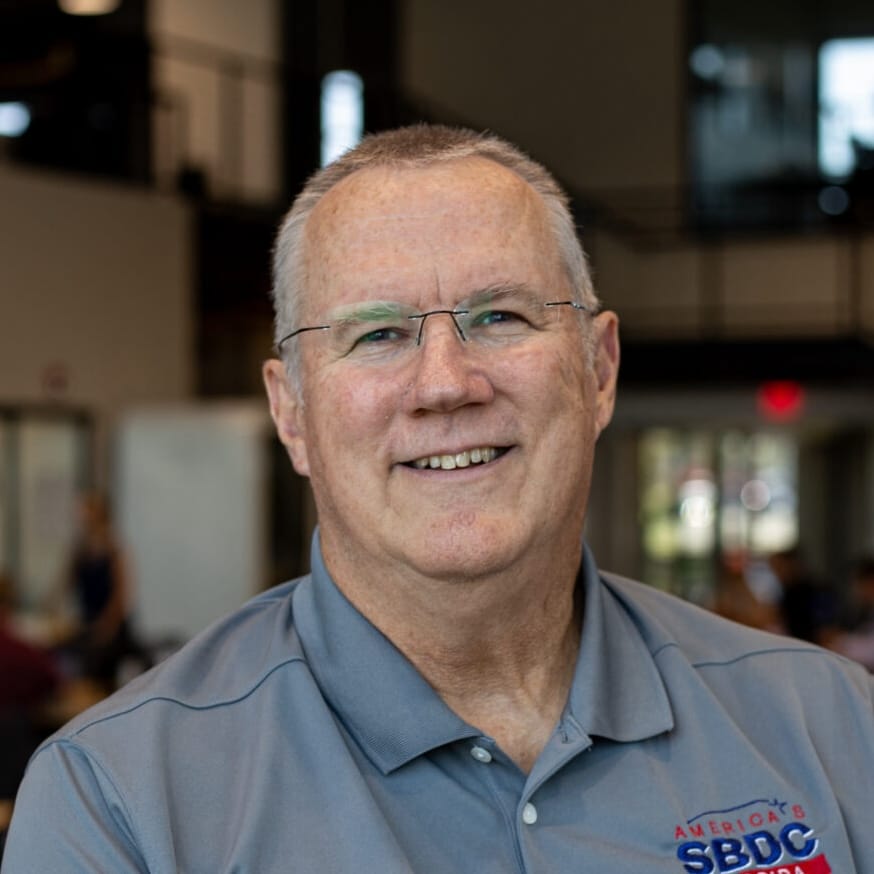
[3,125,873,872]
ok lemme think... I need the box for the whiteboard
[116,402,270,643]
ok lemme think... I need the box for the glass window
[321,70,364,167]
[819,37,874,179]
[639,427,797,604]
[688,0,874,228]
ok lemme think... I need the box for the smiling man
[4,126,874,873]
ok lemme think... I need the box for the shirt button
[522,802,538,825]
[470,745,493,763]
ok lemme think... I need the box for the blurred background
[1,0,874,687]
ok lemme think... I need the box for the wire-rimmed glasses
[276,287,597,365]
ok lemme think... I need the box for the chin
[400,520,524,582]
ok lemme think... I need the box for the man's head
[271,125,597,388]
[263,124,619,587]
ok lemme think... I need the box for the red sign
[757,381,805,422]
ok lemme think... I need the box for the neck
[322,536,584,772]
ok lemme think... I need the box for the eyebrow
[329,301,410,324]
[463,283,542,307]
[324,282,543,324]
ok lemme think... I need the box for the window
[819,37,874,180]
[688,0,874,228]
[639,428,797,604]
[320,70,363,167]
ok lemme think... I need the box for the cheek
[308,372,398,450]
[499,340,589,408]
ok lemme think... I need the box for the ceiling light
[0,103,31,138]
[58,0,121,15]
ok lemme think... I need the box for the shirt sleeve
[1,740,148,873]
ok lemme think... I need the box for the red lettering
[749,858,830,874]
[792,805,806,819]
[674,826,687,840]
[750,813,764,827]
[690,824,704,838]
[749,867,801,874]
[736,818,746,833]
[768,810,780,823]
[708,820,720,835]
[721,821,734,834]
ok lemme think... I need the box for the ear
[262,358,311,477]
[591,310,620,438]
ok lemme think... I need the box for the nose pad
[412,309,469,345]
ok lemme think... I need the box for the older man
[3,126,873,872]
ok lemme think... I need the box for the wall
[0,165,194,474]
[401,0,685,192]
[589,227,874,339]
[148,0,282,204]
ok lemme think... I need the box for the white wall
[0,165,194,434]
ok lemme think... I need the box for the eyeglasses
[276,288,596,365]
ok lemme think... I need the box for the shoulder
[599,570,874,703]
[47,577,312,745]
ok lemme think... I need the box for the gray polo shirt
[4,538,873,873]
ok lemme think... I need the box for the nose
[402,311,494,413]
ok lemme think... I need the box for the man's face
[264,157,619,584]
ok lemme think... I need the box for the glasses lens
[329,301,419,360]
[461,295,554,346]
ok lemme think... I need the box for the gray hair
[271,124,597,377]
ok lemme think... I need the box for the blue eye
[356,327,404,344]
[470,309,519,327]
[346,324,418,356]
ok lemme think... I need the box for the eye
[355,326,404,344]
[469,308,526,327]
[345,323,414,357]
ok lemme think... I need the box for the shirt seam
[652,639,854,670]
[63,654,308,739]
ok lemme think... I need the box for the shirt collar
[293,532,477,774]
[566,547,674,742]
[293,532,673,774]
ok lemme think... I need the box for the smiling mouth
[405,446,509,471]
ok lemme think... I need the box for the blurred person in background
[63,492,151,690]
[830,556,874,671]
[0,572,61,718]
[768,547,839,645]
[4,125,874,871]
[712,550,779,630]
[0,571,61,859]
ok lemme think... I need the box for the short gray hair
[271,124,597,373]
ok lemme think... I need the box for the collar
[293,532,673,774]
[566,547,674,742]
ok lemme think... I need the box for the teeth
[411,447,500,471]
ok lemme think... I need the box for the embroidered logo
[672,798,832,873]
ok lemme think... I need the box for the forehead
[301,157,562,313]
